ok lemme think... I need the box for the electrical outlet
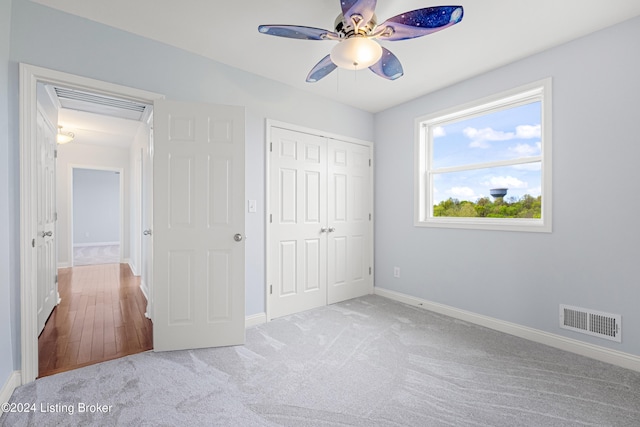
[393,267,400,278]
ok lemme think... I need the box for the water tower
[490,188,508,199]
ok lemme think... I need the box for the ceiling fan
[258,1,463,82]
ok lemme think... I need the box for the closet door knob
[328,227,336,233]
[320,227,328,233]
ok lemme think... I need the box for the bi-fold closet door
[269,126,373,319]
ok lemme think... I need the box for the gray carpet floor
[3,295,640,426]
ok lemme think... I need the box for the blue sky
[431,101,542,204]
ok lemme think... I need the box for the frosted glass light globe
[330,37,383,70]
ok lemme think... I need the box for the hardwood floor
[38,263,153,378]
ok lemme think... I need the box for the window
[415,79,552,232]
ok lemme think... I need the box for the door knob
[328,227,336,233]
[40,231,53,238]
[234,233,243,242]
[320,227,328,233]
[143,229,152,236]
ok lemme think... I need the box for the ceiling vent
[52,86,149,121]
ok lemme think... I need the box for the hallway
[38,263,152,378]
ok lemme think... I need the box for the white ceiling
[32,0,640,114]
[58,108,145,148]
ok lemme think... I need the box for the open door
[36,105,59,335]
[152,100,246,352]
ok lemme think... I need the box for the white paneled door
[327,139,372,304]
[36,107,58,336]
[153,100,245,352]
[269,126,373,319]
[270,128,328,318]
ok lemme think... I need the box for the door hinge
[54,150,58,159]
[369,159,371,167]
[32,238,35,248]
[270,214,272,224]
[369,213,372,221]
[269,284,273,295]
[54,212,58,221]
[270,142,273,152]
[369,267,372,275]
[55,274,58,284]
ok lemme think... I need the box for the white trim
[57,262,70,269]
[267,119,373,148]
[72,241,120,248]
[374,287,640,373]
[0,371,21,407]
[246,313,267,328]
[140,280,149,301]
[140,280,151,319]
[414,78,552,233]
[20,63,165,385]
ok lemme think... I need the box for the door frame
[19,63,164,384]
[68,165,125,267]
[264,119,375,321]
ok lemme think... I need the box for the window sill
[414,217,551,233]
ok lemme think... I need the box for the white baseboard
[140,280,149,302]
[246,312,267,328]
[374,287,640,373]
[73,242,120,248]
[0,371,21,408]
[57,262,70,269]
[126,259,137,275]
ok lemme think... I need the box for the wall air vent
[51,86,149,121]
[559,304,621,343]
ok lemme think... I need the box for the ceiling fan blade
[340,0,376,28]
[376,6,463,41]
[306,55,338,83]
[369,47,403,80]
[258,25,338,40]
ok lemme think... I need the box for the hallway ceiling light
[57,126,75,144]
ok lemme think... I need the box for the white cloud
[464,127,514,149]
[509,142,541,156]
[516,124,541,139]
[450,186,477,198]
[433,126,446,138]
[464,125,541,149]
[481,176,528,189]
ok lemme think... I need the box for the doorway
[38,85,152,378]
[22,64,248,384]
[20,64,165,383]
[71,167,123,266]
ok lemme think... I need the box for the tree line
[433,194,541,218]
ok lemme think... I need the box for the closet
[268,125,373,319]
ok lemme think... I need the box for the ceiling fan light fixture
[330,37,382,70]
[56,126,75,144]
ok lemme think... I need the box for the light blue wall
[374,16,640,356]
[73,169,121,245]
[5,0,374,372]
[1,0,15,386]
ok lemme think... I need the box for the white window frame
[414,78,552,232]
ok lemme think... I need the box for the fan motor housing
[334,13,377,37]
